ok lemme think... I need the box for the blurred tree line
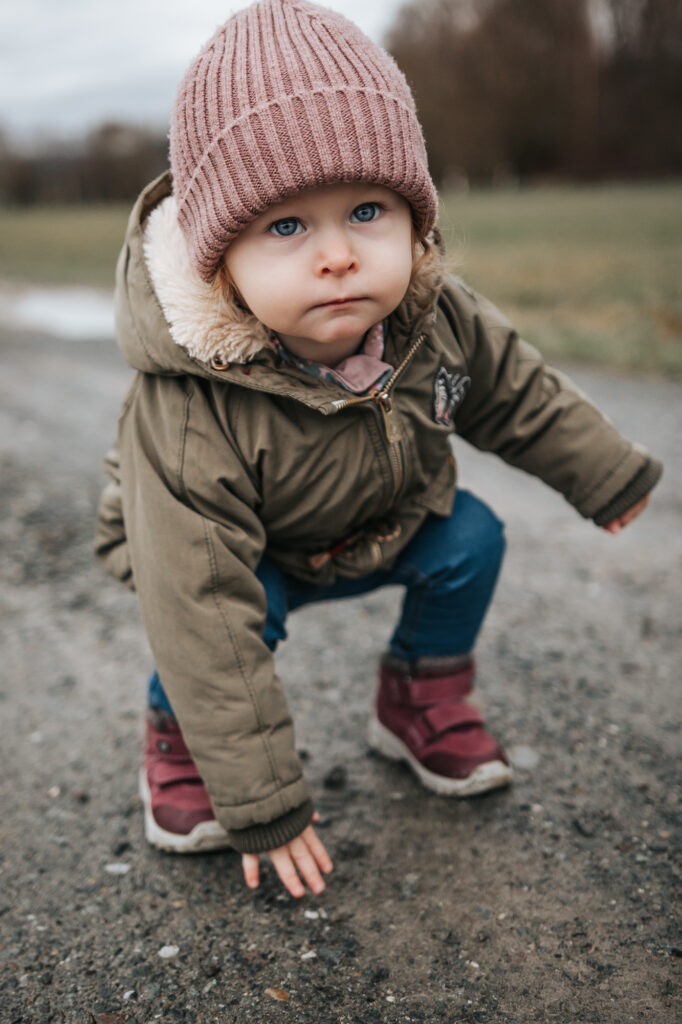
[388,0,682,184]
[0,0,679,204]
[0,123,167,205]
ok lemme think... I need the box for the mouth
[315,296,366,308]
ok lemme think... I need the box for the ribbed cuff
[226,799,315,855]
[592,456,663,527]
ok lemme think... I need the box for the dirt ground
[0,325,680,1024]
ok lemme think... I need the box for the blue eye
[269,217,303,237]
[350,202,381,223]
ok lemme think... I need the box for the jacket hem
[226,799,315,854]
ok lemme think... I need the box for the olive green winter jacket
[95,173,662,852]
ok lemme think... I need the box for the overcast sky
[0,0,406,142]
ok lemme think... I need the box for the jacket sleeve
[443,279,663,523]
[94,445,135,590]
[119,375,312,853]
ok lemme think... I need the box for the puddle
[0,283,115,340]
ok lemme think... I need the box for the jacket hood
[114,172,275,377]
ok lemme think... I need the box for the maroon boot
[140,709,232,853]
[369,654,512,796]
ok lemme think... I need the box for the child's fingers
[270,848,307,898]
[288,838,326,895]
[300,825,334,874]
[242,853,260,890]
[250,823,333,898]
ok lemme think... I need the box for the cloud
[0,0,403,139]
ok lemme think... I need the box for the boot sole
[368,716,513,797]
[139,769,233,853]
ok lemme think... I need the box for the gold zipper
[305,332,427,570]
[329,332,426,502]
[374,332,427,500]
[330,332,427,417]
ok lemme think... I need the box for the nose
[317,228,357,277]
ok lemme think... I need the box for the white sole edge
[139,768,232,853]
[368,716,513,797]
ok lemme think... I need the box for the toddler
[96,0,662,898]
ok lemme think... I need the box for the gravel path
[1,326,680,1024]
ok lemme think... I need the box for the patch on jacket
[433,367,471,427]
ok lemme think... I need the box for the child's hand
[242,813,333,898]
[602,495,650,534]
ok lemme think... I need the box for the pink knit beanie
[170,0,438,281]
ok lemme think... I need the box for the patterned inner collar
[274,321,394,395]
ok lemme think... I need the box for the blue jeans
[147,489,505,714]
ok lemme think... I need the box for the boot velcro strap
[381,663,474,706]
[150,759,203,788]
[422,703,485,737]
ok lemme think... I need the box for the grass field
[0,203,130,290]
[1,183,680,374]
[439,183,682,376]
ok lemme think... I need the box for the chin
[320,321,373,344]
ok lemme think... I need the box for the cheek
[231,258,297,329]
[386,240,415,300]
[225,249,278,316]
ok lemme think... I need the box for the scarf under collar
[274,321,393,394]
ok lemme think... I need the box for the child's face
[223,182,414,365]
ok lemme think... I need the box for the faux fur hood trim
[143,195,274,366]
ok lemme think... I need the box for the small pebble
[111,840,131,857]
[104,863,130,876]
[401,872,420,897]
[158,945,179,959]
[508,745,540,770]
[573,818,595,838]
[323,765,347,789]
[336,838,367,860]
[48,786,61,799]
[304,910,319,920]
[265,988,290,1002]
[300,950,317,960]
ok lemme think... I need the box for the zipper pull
[377,393,401,444]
